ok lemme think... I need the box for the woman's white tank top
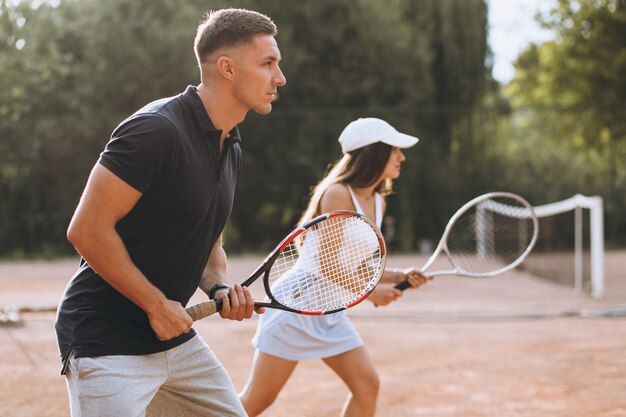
[346,185,383,229]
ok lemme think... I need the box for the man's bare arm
[67,163,192,340]
[199,235,257,320]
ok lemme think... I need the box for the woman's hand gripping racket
[396,192,538,290]
[187,210,386,320]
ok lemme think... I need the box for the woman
[239,118,430,417]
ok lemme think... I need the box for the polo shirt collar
[182,85,241,144]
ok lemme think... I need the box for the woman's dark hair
[339,142,393,192]
[298,142,393,225]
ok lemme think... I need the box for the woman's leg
[239,350,299,417]
[322,347,380,417]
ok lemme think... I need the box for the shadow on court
[1,253,625,417]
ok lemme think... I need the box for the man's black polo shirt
[55,85,242,367]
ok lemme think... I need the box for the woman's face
[381,147,406,180]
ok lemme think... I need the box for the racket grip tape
[186,298,224,321]
[394,280,411,291]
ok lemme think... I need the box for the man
[55,8,286,417]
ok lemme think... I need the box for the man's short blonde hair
[194,8,278,64]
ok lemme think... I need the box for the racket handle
[186,298,224,321]
[394,279,411,291]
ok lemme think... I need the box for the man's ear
[216,56,235,80]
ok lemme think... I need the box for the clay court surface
[1,253,626,417]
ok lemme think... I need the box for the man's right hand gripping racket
[396,191,539,290]
[187,210,386,320]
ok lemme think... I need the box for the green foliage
[217,0,490,251]
[506,0,626,243]
[0,0,492,256]
[0,0,211,256]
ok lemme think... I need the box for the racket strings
[268,216,382,312]
[446,198,535,274]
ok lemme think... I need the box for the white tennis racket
[396,192,538,289]
[188,210,386,319]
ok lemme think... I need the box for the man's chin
[253,104,273,115]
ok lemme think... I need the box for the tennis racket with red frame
[396,192,538,289]
[187,210,386,320]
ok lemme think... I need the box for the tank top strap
[346,185,364,215]
[374,193,383,229]
[346,185,382,228]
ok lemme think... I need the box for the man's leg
[147,335,246,417]
[66,352,168,417]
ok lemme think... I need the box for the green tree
[224,0,490,251]
[0,0,211,255]
[506,0,626,243]
[0,0,491,256]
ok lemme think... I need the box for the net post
[476,204,486,258]
[532,194,605,297]
[589,197,605,298]
[476,202,494,259]
[574,206,583,293]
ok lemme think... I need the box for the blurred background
[2,4,625,415]
[0,0,624,265]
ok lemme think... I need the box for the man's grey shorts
[65,334,246,417]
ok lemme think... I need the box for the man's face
[231,34,286,115]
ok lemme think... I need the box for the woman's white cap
[338,117,419,154]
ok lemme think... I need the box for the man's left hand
[216,284,258,320]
